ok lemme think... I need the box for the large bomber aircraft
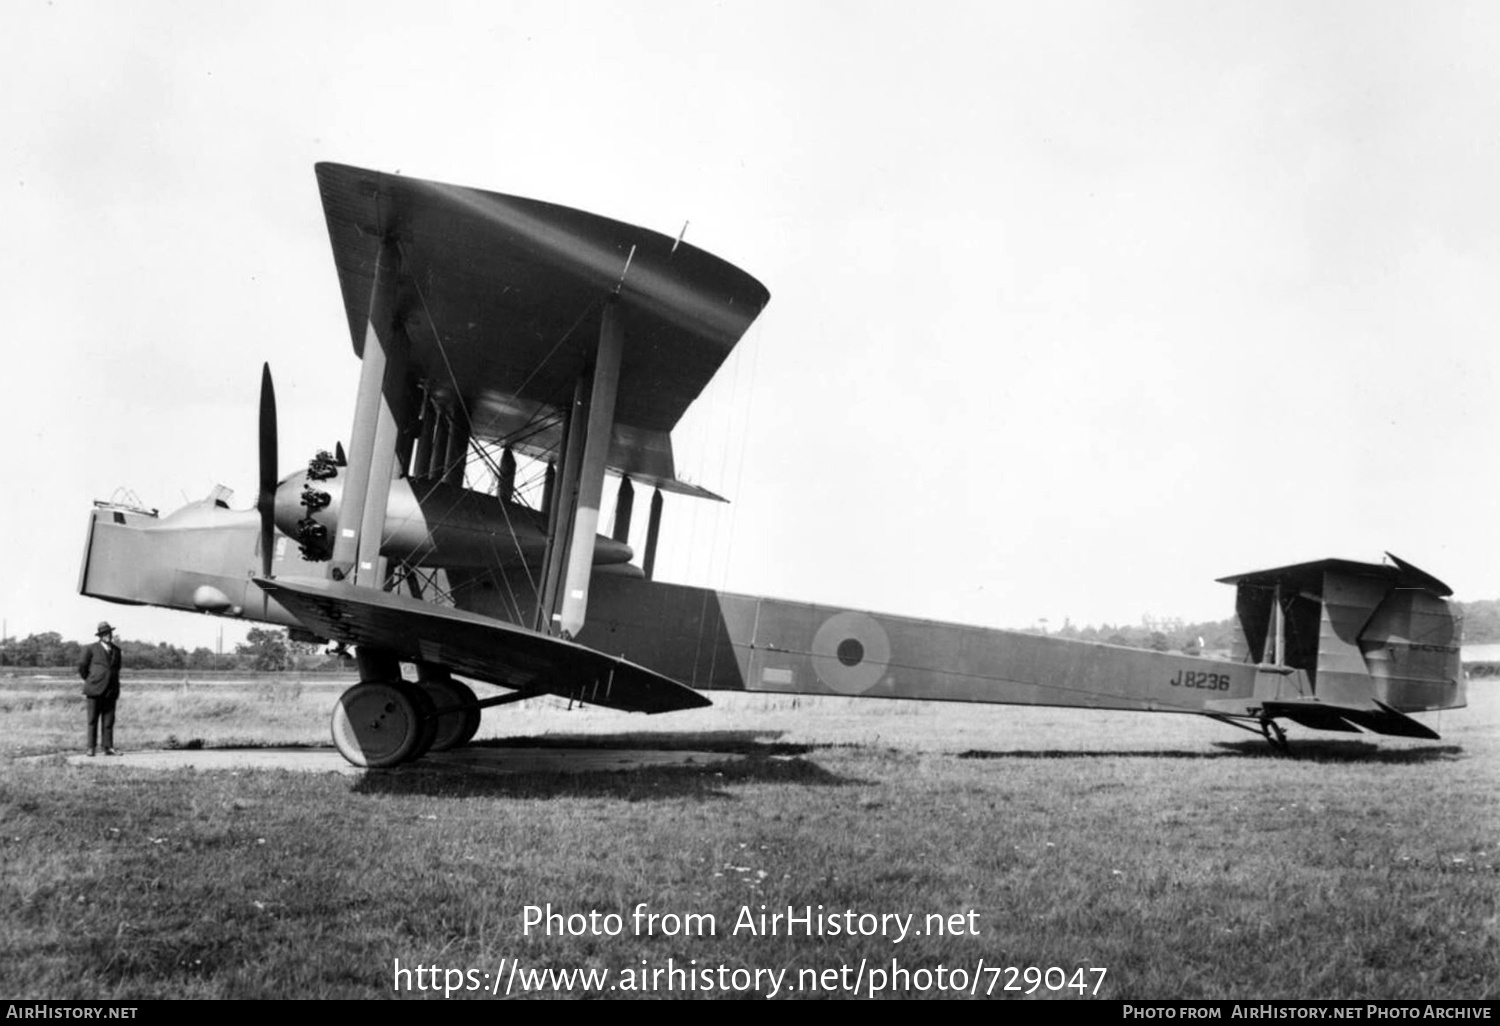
[79,164,1467,766]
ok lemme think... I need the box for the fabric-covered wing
[1261,699,1441,739]
[315,163,770,494]
[256,577,710,714]
[1216,552,1453,597]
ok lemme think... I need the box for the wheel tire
[402,682,440,761]
[331,681,424,768]
[423,676,481,752]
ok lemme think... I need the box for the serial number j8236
[1169,669,1231,691]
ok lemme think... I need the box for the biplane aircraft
[78,163,1467,766]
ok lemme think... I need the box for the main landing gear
[421,669,483,753]
[330,652,481,768]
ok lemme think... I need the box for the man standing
[77,621,122,756]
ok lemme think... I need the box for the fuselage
[80,492,1466,740]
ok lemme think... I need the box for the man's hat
[96,621,114,636]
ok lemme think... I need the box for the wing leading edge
[255,577,710,714]
[315,163,771,495]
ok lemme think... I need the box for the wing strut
[557,299,624,638]
[443,409,471,487]
[424,404,450,479]
[331,236,409,588]
[410,386,436,479]
[643,487,663,580]
[498,447,517,502]
[536,298,625,637]
[612,476,634,542]
[537,378,585,627]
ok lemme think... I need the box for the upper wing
[256,576,710,714]
[1215,552,1453,596]
[315,163,770,495]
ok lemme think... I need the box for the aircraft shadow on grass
[957,741,1465,764]
[1208,739,1465,764]
[350,730,855,801]
[472,730,817,757]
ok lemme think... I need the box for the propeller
[256,363,278,577]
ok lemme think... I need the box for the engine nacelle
[273,465,632,570]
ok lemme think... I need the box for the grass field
[0,673,1495,1000]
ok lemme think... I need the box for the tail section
[573,552,1464,740]
[1218,552,1466,729]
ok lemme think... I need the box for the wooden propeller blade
[257,363,277,577]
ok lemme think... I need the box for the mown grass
[0,677,1494,1000]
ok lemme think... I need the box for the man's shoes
[104,749,120,757]
[87,749,96,757]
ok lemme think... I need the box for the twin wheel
[330,675,482,768]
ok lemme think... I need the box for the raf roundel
[811,611,891,695]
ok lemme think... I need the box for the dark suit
[78,641,122,751]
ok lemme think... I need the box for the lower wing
[255,576,710,714]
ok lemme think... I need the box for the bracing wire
[719,318,764,592]
[392,238,607,608]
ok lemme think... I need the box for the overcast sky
[4,0,1499,649]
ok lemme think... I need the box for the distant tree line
[1456,599,1500,645]
[0,627,338,672]
[6,600,1500,669]
[1033,597,1500,655]
[1033,618,1238,655]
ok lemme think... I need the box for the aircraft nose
[272,471,308,541]
[273,466,344,562]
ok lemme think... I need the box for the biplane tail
[1216,552,1466,733]
[558,552,1465,747]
